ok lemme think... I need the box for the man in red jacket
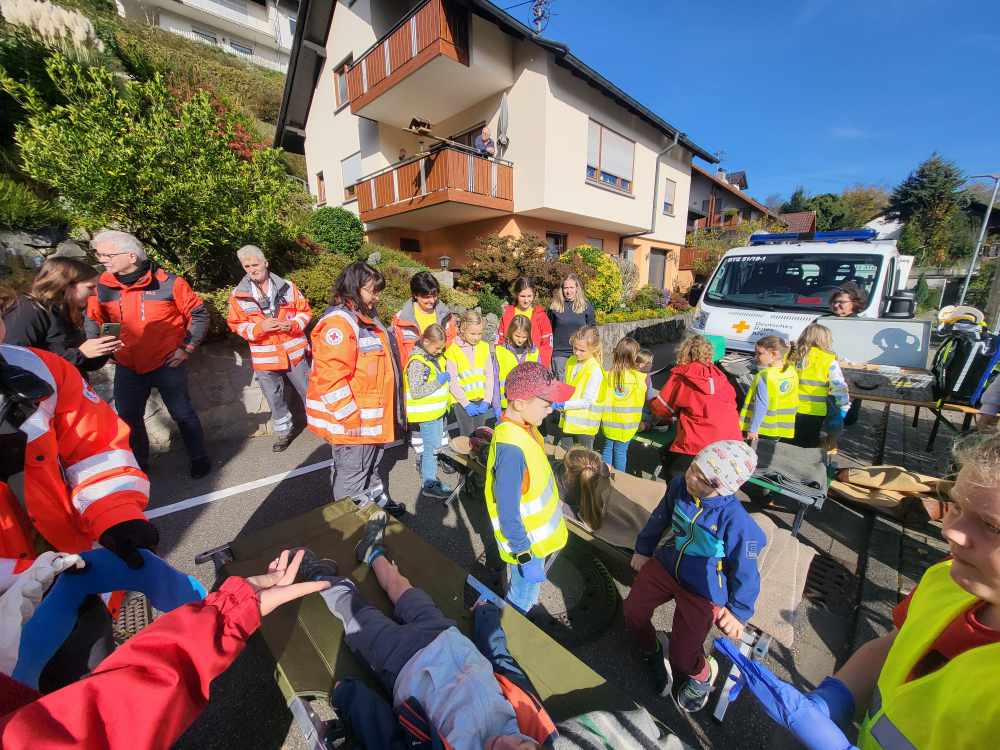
[85,230,211,478]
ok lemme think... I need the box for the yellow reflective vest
[739,366,798,438]
[496,345,540,408]
[796,347,836,417]
[858,559,1000,750]
[560,356,604,436]
[485,420,568,564]
[404,351,450,423]
[444,340,489,402]
[599,368,647,442]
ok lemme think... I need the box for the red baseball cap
[505,361,575,403]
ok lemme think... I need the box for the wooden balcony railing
[693,214,744,231]
[356,147,513,222]
[345,0,468,111]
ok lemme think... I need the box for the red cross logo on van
[732,320,750,334]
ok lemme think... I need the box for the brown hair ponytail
[563,447,611,529]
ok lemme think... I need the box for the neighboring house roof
[274,0,717,162]
[690,163,774,217]
[724,170,747,190]
[777,211,818,233]
[864,215,904,240]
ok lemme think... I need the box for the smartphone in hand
[100,322,122,338]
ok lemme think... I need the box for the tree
[560,245,623,313]
[886,154,968,266]
[839,185,889,228]
[808,193,847,231]
[780,187,812,214]
[764,193,784,213]
[1,56,310,289]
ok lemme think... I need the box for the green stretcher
[197,500,662,749]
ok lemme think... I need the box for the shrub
[560,245,622,313]
[287,251,351,311]
[198,286,233,340]
[615,255,639,303]
[667,291,692,312]
[630,284,666,311]
[440,285,478,309]
[360,242,427,269]
[307,207,364,257]
[596,308,678,324]
[0,174,64,229]
[476,288,504,317]
[2,56,310,290]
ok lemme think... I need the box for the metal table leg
[875,402,891,465]
[713,630,770,722]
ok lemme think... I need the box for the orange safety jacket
[390,299,457,365]
[306,305,402,446]
[226,273,311,371]
[0,345,150,588]
[85,265,208,375]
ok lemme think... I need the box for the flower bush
[560,245,623,313]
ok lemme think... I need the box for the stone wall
[596,314,689,369]
[0,229,88,271]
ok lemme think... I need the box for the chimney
[716,168,727,184]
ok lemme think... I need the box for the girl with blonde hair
[548,273,596,380]
[790,322,850,450]
[443,309,496,434]
[495,315,540,408]
[556,325,604,450]
[404,323,454,499]
[598,336,647,470]
[740,335,799,444]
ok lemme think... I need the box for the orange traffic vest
[227,274,311,371]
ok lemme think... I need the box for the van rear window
[705,253,882,312]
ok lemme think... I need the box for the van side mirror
[883,291,916,319]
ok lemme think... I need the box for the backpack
[930,329,1000,406]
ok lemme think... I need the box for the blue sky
[502,0,1000,204]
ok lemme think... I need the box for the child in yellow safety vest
[598,337,648,471]
[740,335,799,443]
[444,309,496,436]
[404,324,453,500]
[788,323,850,451]
[496,316,540,408]
[555,326,605,451]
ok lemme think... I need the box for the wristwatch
[515,550,532,564]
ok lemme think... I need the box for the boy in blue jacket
[624,439,766,713]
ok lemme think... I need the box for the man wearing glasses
[85,230,211,479]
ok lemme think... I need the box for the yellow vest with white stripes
[444,341,489,402]
[796,347,836,417]
[404,351,450,423]
[485,421,568,564]
[496,345,540,407]
[560,356,603,436]
[739,366,799,438]
[599,368,647,442]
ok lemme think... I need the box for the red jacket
[0,345,149,587]
[651,362,741,455]
[85,265,208,375]
[497,305,553,367]
[0,576,259,750]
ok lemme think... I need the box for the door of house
[649,248,668,289]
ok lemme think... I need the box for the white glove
[0,552,85,675]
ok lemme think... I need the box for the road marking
[146,459,334,520]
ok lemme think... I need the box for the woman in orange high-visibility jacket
[306,262,406,517]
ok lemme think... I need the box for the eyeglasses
[95,252,129,261]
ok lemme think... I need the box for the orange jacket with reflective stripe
[0,345,150,586]
[226,274,311,371]
[306,305,401,446]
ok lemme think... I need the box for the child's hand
[715,608,744,641]
[745,432,758,443]
[630,553,651,573]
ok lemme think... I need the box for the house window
[400,237,421,253]
[451,123,486,148]
[316,171,326,205]
[585,237,604,250]
[341,151,361,202]
[622,246,635,265]
[230,40,254,57]
[545,232,567,260]
[663,177,677,216]
[587,120,634,193]
[334,56,353,108]
[192,28,218,45]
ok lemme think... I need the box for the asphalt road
[141,414,886,750]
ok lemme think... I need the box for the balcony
[345,0,513,130]
[355,146,513,230]
[692,213,745,231]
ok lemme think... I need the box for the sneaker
[190,457,212,479]
[375,493,407,518]
[421,480,452,500]
[272,432,294,452]
[439,459,458,475]
[290,548,339,582]
[355,511,388,565]
[676,655,719,713]
[644,631,673,697]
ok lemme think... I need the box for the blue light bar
[749,229,878,245]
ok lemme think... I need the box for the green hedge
[596,308,681,325]
[308,207,364,257]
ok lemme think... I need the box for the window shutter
[587,120,601,169]
[342,152,362,189]
[600,128,633,180]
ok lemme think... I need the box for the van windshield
[704,253,882,312]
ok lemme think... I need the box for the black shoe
[272,432,294,452]
[355,511,388,565]
[293,548,339,582]
[644,632,673,697]
[374,493,406,518]
[190,457,211,479]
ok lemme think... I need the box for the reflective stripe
[358,336,382,349]
[601,405,643,415]
[73,475,150,514]
[761,420,795,429]
[360,407,384,420]
[250,344,278,352]
[765,407,798,416]
[252,356,280,364]
[273,414,293,427]
[527,510,566,545]
[323,386,352,404]
[64,449,139,487]
[519,476,556,516]
[601,420,639,430]
[799,378,826,387]
[307,415,383,437]
[563,415,601,428]
[869,715,918,750]
[799,394,827,403]
[402,330,419,340]
[288,348,306,361]
[283,337,308,349]
[333,401,358,420]
[305,399,329,411]
[237,322,254,338]
[407,399,450,413]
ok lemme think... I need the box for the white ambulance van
[689,229,919,355]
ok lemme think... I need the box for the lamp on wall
[439,255,451,270]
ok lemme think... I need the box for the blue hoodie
[634,476,766,623]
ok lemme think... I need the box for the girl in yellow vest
[556,326,605,451]
[789,323,851,452]
[496,316,540,408]
[740,335,799,444]
[444,309,496,436]
[598,337,648,470]
[404,324,453,500]
[716,429,1000,749]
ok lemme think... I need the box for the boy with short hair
[624,440,766,712]
[486,362,575,613]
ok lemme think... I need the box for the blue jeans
[506,563,541,614]
[113,362,207,465]
[601,438,630,470]
[417,418,444,485]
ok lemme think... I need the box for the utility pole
[959,173,999,306]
